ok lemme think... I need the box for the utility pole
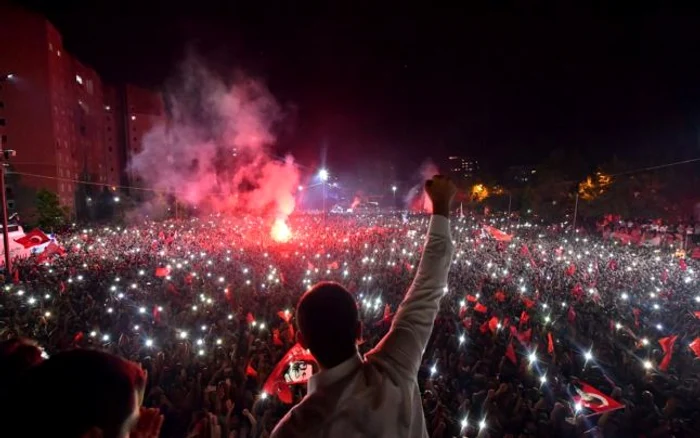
[572,192,579,232]
[0,150,16,276]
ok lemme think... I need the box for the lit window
[75,75,83,85]
[105,105,111,111]
[57,50,61,57]
[130,115,136,121]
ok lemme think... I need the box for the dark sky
[15,0,700,178]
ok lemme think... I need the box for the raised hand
[424,175,456,217]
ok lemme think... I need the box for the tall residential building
[0,5,146,220]
[448,156,479,181]
[124,84,166,192]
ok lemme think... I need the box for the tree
[35,189,68,231]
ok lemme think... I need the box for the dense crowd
[2,212,700,437]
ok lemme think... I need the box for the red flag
[36,241,65,263]
[286,324,295,343]
[519,311,530,326]
[152,306,161,324]
[154,267,170,277]
[277,310,292,324]
[273,329,284,346]
[659,335,677,371]
[307,261,315,271]
[263,343,316,404]
[466,294,478,303]
[522,297,535,308]
[459,305,467,319]
[14,229,50,248]
[567,306,577,323]
[246,312,255,324]
[59,281,66,294]
[547,332,554,355]
[484,225,513,242]
[479,321,489,334]
[73,331,84,344]
[510,326,532,346]
[565,264,576,276]
[505,341,517,364]
[679,258,688,272]
[246,361,258,378]
[607,259,617,270]
[474,303,488,313]
[494,290,506,302]
[572,381,624,416]
[689,337,700,358]
[488,316,500,334]
[462,317,472,330]
[326,261,339,270]
[694,311,700,319]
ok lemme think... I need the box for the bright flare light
[270,218,292,243]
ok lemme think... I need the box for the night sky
[15,1,700,178]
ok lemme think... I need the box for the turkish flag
[246,361,258,378]
[14,229,50,248]
[246,312,255,324]
[566,264,576,276]
[466,294,478,303]
[522,297,535,309]
[693,311,700,319]
[494,291,506,302]
[155,267,170,277]
[505,341,517,364]
[680,259,688,272]
[474,303,488,313]
[689,337,700,358]
[263,343,317,404]
[520,244,530,256]
[572,381,625,416]
[547,332,555,355]
[277,310,292,324]
[519,311,530,326]
[462,317,472,330]
[488,316,500,334]
[659,335,678,371]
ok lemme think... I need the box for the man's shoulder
[270,394,331,438]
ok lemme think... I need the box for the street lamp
[319,168,329,182]
[319,169,329,212]
[392,185,397,208]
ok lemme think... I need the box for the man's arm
[367,176,455,378]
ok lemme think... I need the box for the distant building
[0,4,163,219]
[507,165,537,185]
[448,156,479,181]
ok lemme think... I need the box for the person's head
[0,338,44,411]
[296,281,360,369]
[11,349,146,438]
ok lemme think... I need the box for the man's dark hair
[297,281,359,368]
[10,349,145,438]
[0,338,43,412]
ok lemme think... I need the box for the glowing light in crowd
[460,418,468,429]
[145,339,153,347]
[430,365,437,376]
[642,338,649,346]
[528,351,537,364]
[479,419,487,430]
[584,350,593,362]
[643,360,652,370]
[540,374,547,384]
[270,218,292,243]
[260,392,268,400]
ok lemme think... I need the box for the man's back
[272,179,455,438]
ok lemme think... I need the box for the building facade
[0,5,163,221]
[448,156,479,182]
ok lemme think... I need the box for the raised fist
[424,175,456,217]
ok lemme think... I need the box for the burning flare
[270,218,292,243]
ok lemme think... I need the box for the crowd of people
[2,210,700,437]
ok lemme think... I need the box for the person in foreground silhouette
[272,175,456,438]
